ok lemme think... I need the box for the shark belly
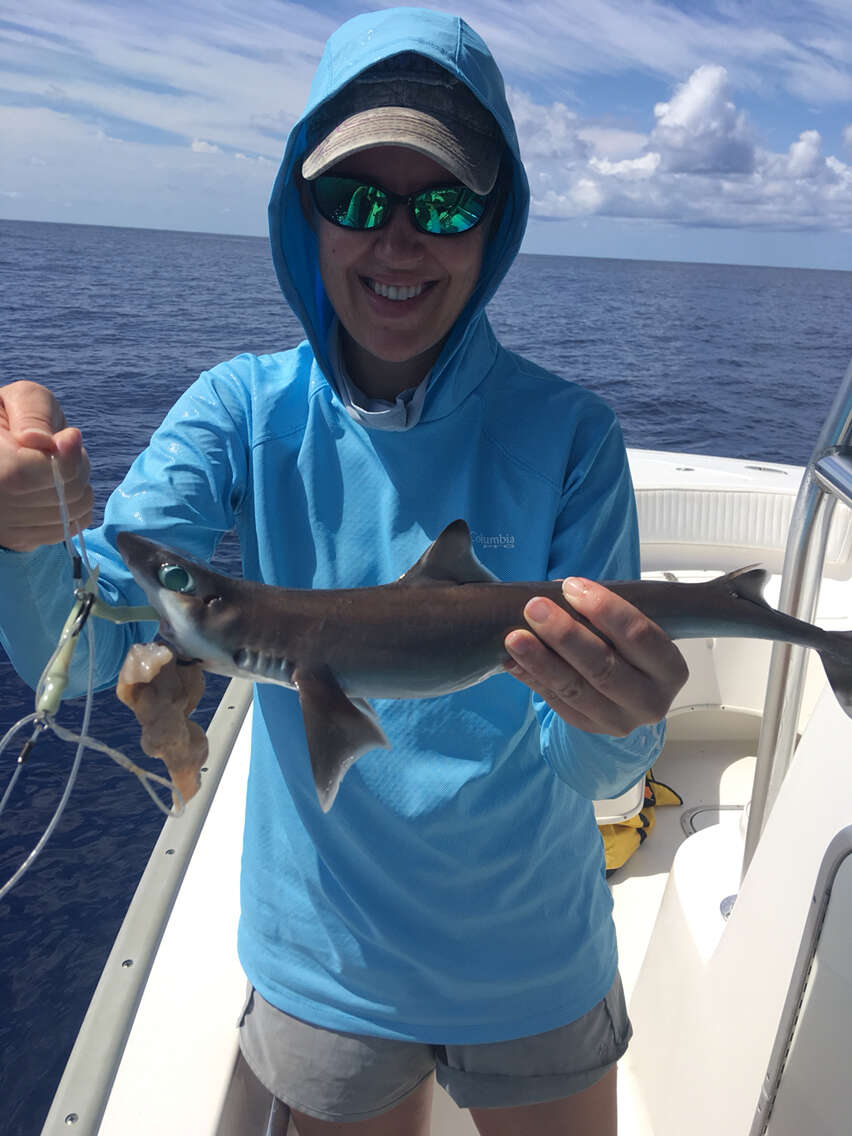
[335,656,506,700]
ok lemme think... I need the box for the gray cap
[301,54,503,196]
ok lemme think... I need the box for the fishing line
[48,721,181,814]
[0,714,39,817]
[0,627,94,903]
[50,451,79,569]
[0,455,181,902]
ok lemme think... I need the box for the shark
[116,521,852,811]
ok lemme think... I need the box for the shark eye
[158,564,195,594]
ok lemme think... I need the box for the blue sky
[1,1,851,269]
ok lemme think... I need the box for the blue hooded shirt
[0,8,664,1042]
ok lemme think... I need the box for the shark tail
[818,630,852,719]
[722,568,852,720]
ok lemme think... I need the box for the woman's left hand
[504,577,688,736]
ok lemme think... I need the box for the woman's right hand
[0,381,93,552]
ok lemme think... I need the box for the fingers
[559,579,688,689]
[504,635,621,733]
[0,483,94,550]
[2,481,94,547]
[505,623,639,736]
[504,579,688,735]
[1,430,88,495]
[0,383,92,551]
[0,380,68,450]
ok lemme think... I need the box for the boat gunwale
[39,679,253,1136]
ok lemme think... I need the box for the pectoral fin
[293,666,391,812]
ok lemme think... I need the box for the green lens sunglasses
[309,175,490,236]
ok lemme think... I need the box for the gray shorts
[237,974,631,1123]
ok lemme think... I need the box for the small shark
[117,521,852,811]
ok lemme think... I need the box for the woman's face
[314,146,489,396]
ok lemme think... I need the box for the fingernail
[525,598,550,624]
[562,578,585,598]
[506,632,530,656]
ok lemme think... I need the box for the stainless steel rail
[748,825,852,1135]
[742,359,852,878]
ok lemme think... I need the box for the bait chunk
[116,643,207,806]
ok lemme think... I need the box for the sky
[1,0,851,270]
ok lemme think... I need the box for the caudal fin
[819,630,852,718]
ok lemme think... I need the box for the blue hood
[268,7,530,417]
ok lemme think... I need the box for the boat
[41,364,852,1135]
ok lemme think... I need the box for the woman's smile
[360,276,435,303]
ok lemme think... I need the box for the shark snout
[116,531,163,582]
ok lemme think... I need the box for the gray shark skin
[116,521,852,811]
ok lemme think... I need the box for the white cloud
[590,153,660,179]
[783,130,825,179]
[783,55,852,103]
[466,0,852,108]
[0,106,276,232]
[576,126,646,160]
[1,1,850,242]
[514,65,852,231]
[0,0,322,157]
[650,65,754,174]
[506,89,589,162]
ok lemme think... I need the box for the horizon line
[1,215,850,276]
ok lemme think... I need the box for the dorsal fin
[718,564,771,605]
[395,520,499,586]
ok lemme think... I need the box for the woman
[0,9,686,1133]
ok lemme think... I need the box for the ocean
[1,217,850,1134]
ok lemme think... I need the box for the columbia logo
[471,530,515,549]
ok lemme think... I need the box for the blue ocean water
[0,217,850,1134]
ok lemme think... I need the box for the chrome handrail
[748,825,852,1135]
[742,358,852,878]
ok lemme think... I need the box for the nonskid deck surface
[610,715,757,999]
[610,722,757,1136]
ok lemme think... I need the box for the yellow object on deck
[600,775,682,876]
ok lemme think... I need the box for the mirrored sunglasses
[309,175,490,236]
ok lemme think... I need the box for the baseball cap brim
[302,106,500,196]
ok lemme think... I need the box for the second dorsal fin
[716,564,771,606]
[396,520,499,586]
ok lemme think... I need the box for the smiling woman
[0,8,687,1136]
[313,147,491,398]
[293,50,506,400]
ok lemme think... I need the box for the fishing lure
[0,458,180,902]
